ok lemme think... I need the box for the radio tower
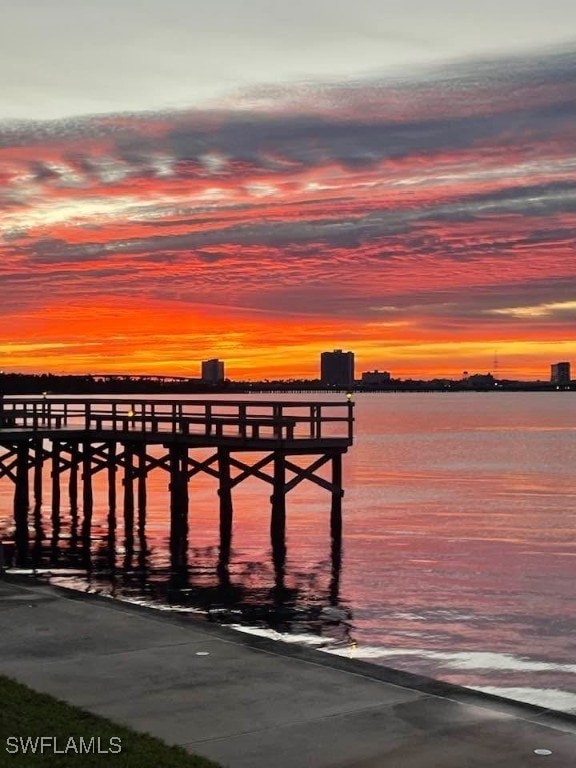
[493,349,499,379]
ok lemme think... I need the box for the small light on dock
[42,392,47,399]
[346,392,353,401]
[127,409,135,418]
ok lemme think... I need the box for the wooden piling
[329,531,342,606]
[137,443,147,529]
[51,442,61,535]
[270,451,286,545]
[81,442,93,542]
[123,442,135,547]
[13,442,30,565]
[33,439,43,505]
[69,443,79,511]
[106,442,117,571]
[32,500,44,563]
[218,447,233,561]
[330,451,344,543]
[169,444,189,572]
[105,441,116,511]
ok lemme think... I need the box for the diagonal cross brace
[186,452,220,480]
[229,454,275,487]
[284,454,335,494]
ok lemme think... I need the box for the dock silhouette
[0,397,354,570]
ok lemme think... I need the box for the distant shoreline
[0,372,573,396]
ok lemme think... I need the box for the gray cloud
[3,48,576,165]
[2,0,576,120]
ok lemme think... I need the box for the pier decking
[0,397,354,567]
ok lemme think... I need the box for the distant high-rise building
[201,358,225,383]
[551,362,571,386]
[361,370,391,386]
[320,349,355,387]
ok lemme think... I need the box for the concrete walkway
[1,576,575,767]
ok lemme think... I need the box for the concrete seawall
[1,575,575,767]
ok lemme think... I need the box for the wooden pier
[0,397,354,568]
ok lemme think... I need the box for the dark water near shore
[2,392,576,713]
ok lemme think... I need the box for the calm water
[2,392,576,713]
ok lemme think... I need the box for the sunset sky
[1,0,576,379]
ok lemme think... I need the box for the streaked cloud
[1,46,576,377]
[489,301,576,319]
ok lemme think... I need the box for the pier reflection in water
[21,471,353,648]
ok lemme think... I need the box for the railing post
[239,404,247,439]
[314,405,322,438]
[273,404,281,439]
[347,400,354,442]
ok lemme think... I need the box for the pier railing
[0,397,354,444]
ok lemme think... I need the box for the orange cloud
[2,52,576,379]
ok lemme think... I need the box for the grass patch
[0,675,221,767]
